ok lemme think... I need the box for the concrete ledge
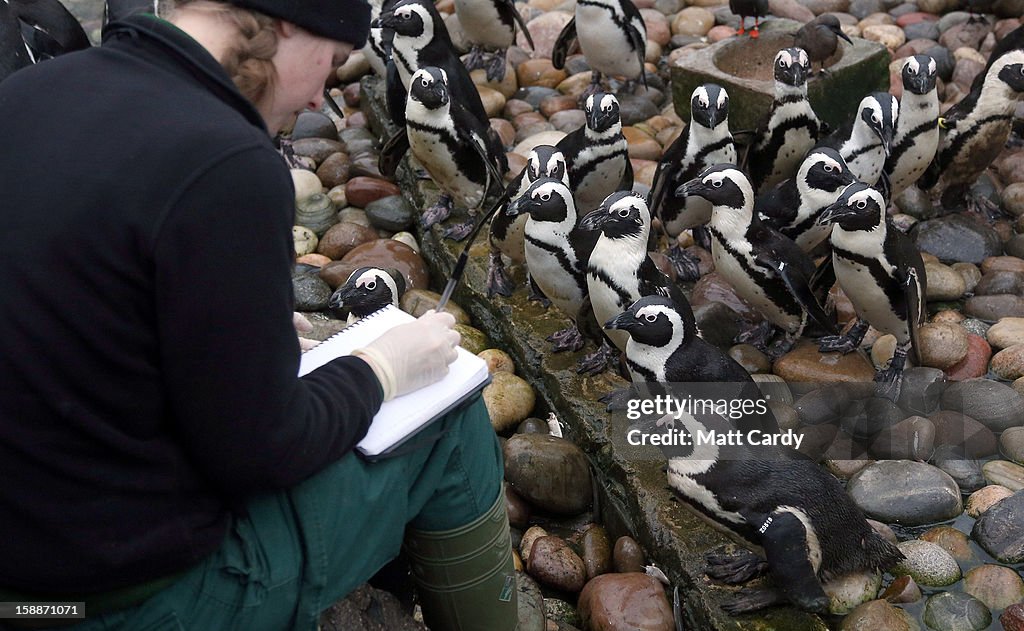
[362,75,827,630]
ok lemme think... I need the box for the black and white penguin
[817,182,926,401]
[506,177,603,366]
[755,148,857,253]
[817,92,896,187]
[885,54,940,199]
[793,14,852,76]
[364,0,400,77]
[329,266,407,323]
[649,84,736,278]
[404,66,505,235]
[551,0,647,97]
[919,43,1024,211]
[556,92,633,215]
[746,47,822,194]
[1,0,89,82]
[486,144,569,297]
[729,0,768,38]
[0,0,32,82]
[676,164,837,355]
[455,0,534,82]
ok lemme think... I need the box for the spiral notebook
[299,305,491,460]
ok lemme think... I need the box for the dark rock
[526,536,586,592]
[940,380,1024,433]
[364,195,415,232]
[517,417,549,434]
[581,524,612,581]
[316,222,377,260]
[1004,233,1024,260]
[971,489,1024,563]
[292,111,338,141]
[1003,426,1024,465]
[577,573,674,631]
[316,152,352,189]
[939,20,990,51]
[692,302,743,350]
[903,20,940,41]
[911,214,1002,265]
[897,367,948,415]
[965,294,1024,321]
[563,55,592,75]
[506,486,531,530]
[928,411,998,458]
[871,415,936,461]
[511,87,560,109]
[345,177,402,208]
[292,138,346,165]
[617,95,661,126]
[691,272,762,324]
[932,445,987,493]
[613,536,645,573]
[292,271,332,311]
[923,45,955,81]
[795,384,859,425]
[841,397,904,440]
[340,127,378,153]
[1003,604,1024,631]
[847,460,963,526]
[849,0,884,17]
[503,433,593,515]
[320,583,426,631]
[922,592,991,631]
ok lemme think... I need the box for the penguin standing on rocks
[793,14,852,76]
[556,92,633,215]
[885,55,940,200]
[817,182,926,401]
[817,92,896,188]
[455,0,534,82]
[919,43,1024,212]
[404,67,505,237]
[1,0,89,82]
[506,177,607,373]
[746,47,821,193]
[551,0,647,99]
[755,148,858,253]
[364,0,401,77]
[676,164,837,355]
[649,84,736,279]
[329,267,406,324]
[729,0,768,39]
[486,144,569,297]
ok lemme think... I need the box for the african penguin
[486,144,569,297]
[551,0,647,98]
[364,0,400,77]
[329,267,406,324]
[506,177,604,369]
[817,182,926,401]
[649,84,736,278]
[746,47,822,194]
[793,14,852,76]
[817,92,896,187]
[404,66,505,235]
[676,164,837,356]
[729,0,768,38]
[885,55,940,200]
[556,92,633,215]
[455,0,534,82]
[755,148,857,253]
[919,45,1024,212]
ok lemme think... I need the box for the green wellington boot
[403,489,518,631]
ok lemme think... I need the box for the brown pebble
[581,524,612,581]
[344,177,400,208]
[505,485,531,530]
[613,536,645,573]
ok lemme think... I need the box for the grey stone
[933,445,987,494]
[693,302,743,350]
[894,185,935,218]
[973,270,1024,296]
[960,318,991,337]
[292,111,338,141]
[511,87,560,109]
[840,397,904,440]
[1004,234,1024,260]
[924,45,955,82]
[940,380,1024,433]
[889,2,919,16]
[849,0,883,18]
[871,415,935,461]
[897,367,948,415]
[911,214,1002,265]
[320,584,426,631]
[972,489,1024,563]
[292,272,333,311]
[923,592,992,631]
[904,21,940,42]
[515,572,546,631]
[292,138,346,165]
[1003,427,1024,465]
[895,539,962,587]
[936,11,972,33]
[563,56,592,76]
[504,434,592,515]
[847,460,963,526]
[800,0,850,13]
[965,295,1024,322]
[364,195,415,232]
[617,94,660,126]
[549,109,587,133]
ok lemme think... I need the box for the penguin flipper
[619,155,635,192]
[626,20,647,89]
[461,123,506,197]
[898,265,925,366]
[647,132,688,221]
[496,0,534,50]
[13,0,90,53]
[757,253,838,336]
[385,59,406,127]
[379,127,410,179]
[551,17,576,70]
[808,253,835,300]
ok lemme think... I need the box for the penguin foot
[705,550,769,584]
[818,334,858,355]
[600,386,635,412]
[735,320,774,353]
[766,336,798,360]
[666,245,702,281]
[547,326,586,352]
[464,46,486,72]
[873,368,904,402]
[577,344,618,375]
[720,588,784,614]
[485,53,507,82]
[528,276,551,308]
[967,192,1005,223]
[486,252,515,298]
[442,218,475,241]
[421,196,453,229]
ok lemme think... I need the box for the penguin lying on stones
[556,92,633,216]
[919,37,1024,213]
[817,181,926,402]
[486,144,569,298]
[649,84,736,280]
[676,164,837,356]
[551,0,647,99]
[329,267,406,324]
[755,148,857,253]
[729,0,768,39]
[746,47,822,194]
[1,0,89,81]
[455,0,534,82]
[793,14,852,76]
[885,55,939,202]
[506,177,608,373]
[817,92,896,188]
[404,66,506,238]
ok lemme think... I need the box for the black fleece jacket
[0,16,383,593]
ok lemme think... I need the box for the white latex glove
[293,312,320,351]
[353,310,460,400]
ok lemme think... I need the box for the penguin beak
[675,177,706,199]
[906,71,935,95]
[605,310,638,331]
[817,201,856,225]
[579,208,612,231]
[589,107,616,131]
[506,195,531,218]
[879,126,893,155]
[707,105,725,129]
[329,284,358,309]
[781,62,808,86]
[378,11,396,28]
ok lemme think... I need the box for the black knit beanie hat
[227,0,372,48]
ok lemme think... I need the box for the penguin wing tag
[551,17,577,70]
[756,252,838,336]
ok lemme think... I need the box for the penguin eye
[420,78,430,87]
[871,114,880,124]
[907,66,916,75]
[617,208,630,218]
[365,280,377,291]
[539,192,551,201]
[856,200,867,209]
[711,179,723,188]
[823,164,834,172]
[644,313,657,323]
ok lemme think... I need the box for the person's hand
[293,312,319,351]
[353,310,460,400]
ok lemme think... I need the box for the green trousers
[63,395,503,631]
